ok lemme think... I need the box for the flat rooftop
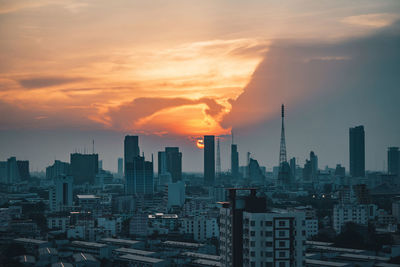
[163,240,204,248]
[193,259,222,266]
[306,241,334,246]
[305,259,350,267]
[310,245,364,254]
[114,247,156,256]
[38,247,58,255]
[100,238,141,246]
[338,253,390,262]
[14,238,48,245]
[73,252,98,262]
[71,241,107,248]
[181,252,220,261]
[76,194,99,199]
[119,254,164,263]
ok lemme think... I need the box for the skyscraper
[289,157,296,180]
[165,147,182,182]
[310,151,318,180]
[117,157,123,177]
[125,155,154,195]
[349,125,365,177]
[204,135,215,185]
[231,144,239,179]
[124,135,140,178]
[7,157,20,184]
[70,153,99,184]
[46,160,70,180]
[388,147,399,176]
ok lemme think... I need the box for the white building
[97,216,122,237]
[167,181,185,209]
[181,216,219,242]
[220,188,306,267]
[49,176,73,212]
[333,204,377,233]
[47,215,70,232]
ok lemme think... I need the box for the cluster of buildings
[1,105,400,266]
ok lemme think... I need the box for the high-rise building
[17,160,30,181]
[125,156,153,195]
[49,176,73,212]
[220,189,306,267]
[310,151,318,180]
[204,135,215,185]
[248,158,265,183]
[46,160,70,180]
[124,135,140,178]
[98,160,103,170]
[335,164,346,177]
[165,147,182,182]
[7,157,20,184]
[70,153,98,184]
[303,160,312,181]
[231,132,239,179]
[289,157,296,180]
[167,181,185,208]
[388,147,399,176]
[117,157,123,177]
[349,125,365,177]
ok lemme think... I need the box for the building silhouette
[231,144,239,178]
[124,135,140,178]
[70,153,98,184]
[289,157,296,180]
[248,158,265,183]
[310,151,318,180]
[117,157,123,177]
[46,160,70,180]
[303,160,312,181]
[165,147,182,182]
[204,135,215,185]
[349,125,365,177]
[278,104,291,186]
[17,160,30,181]
[125,155,154,195]
[388,147,399,177]
[335,164,346,177]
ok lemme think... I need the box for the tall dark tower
[279,104,287,165]
[349,126,365,177]
[124,135,140,179]
[231,132,239,178]
[216,137,221,178]
[278,104,291,186]
[204,135,215,185]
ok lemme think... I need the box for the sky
[0,0,399,172]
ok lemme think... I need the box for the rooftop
[338,253,390,262]
[306,241,333,246]
[71,241,107,248]
[192,259,222,266]
[310,245,364,254]
[100,238,141,246]
[163,240,204,248]
[181,252,220,261]
[18,255,35,263]
[38,247,58,255]
[76,194,99,199]
[305,259,350,267]
[73,253,98,262]
[51,262,73,267]
[119,254,164,263]
[14,238,48,245]
[114,247,156,256]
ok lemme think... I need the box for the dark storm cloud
[18,76,86,89]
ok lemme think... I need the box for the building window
[265,221,272,226]
[279,221,286,227]
[251,221,255,226]
[279,241,285,247]
[279,231,285,237]
[266,241,272,247]
[279,251,286,257]
[251,231,255,236]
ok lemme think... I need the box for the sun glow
[196,139,204,149]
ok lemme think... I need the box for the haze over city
[1,0,399,172]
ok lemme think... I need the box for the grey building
[70,153,98,184]
[388,147,399,176]
[349,125,365,177]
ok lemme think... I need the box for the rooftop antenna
[279,104,287,165]
[92,139,95,154]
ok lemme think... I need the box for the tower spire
[279,104,287,165]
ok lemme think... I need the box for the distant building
[181,216,219,242]
[248,158,265,183]
[204,135,215,185]
[231,144,239,178]
[125,156,154,195]
[124,135,140,179]
[17,160,30,181]
[167,181,185,208]
[335,164,346,177]
[158,147,182,184]
[46,160,70,180]
[310,151,318,180]
[388,147,399,177]
[333,203,377,233]
[303,160,312,181]
[49,176,73,212]
[7,157,20,184]
[70,153,98,184]
[117,157,124,178]
[98,160,103,170]
[349,125,365,177]
[289,157,296,180]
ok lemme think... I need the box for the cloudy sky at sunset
[1,0,399,172]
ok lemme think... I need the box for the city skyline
[1,1,400,172]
